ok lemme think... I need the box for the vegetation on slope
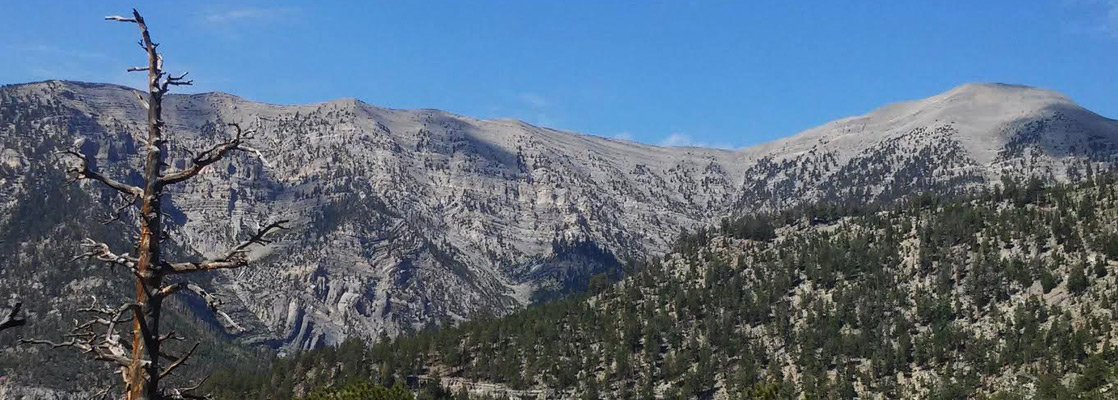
[209,175,1118,399]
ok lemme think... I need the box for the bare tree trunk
[22,9,287,400]
[129,10,165,398]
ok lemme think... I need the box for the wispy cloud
[1104,1,1118,36]
[1062,0,1118,38]
[6,43,140,86]
[508,91,560,128]
[10,44,112,62]
[518,92,550,108]
[528,112,557,128]
[613,131,634,141]
[203,7,301,24]
[658,133,735,149]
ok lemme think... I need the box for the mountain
[735,83,1118,208]
[215,176,1118,399]
[1,80,1116,359]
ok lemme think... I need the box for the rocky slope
[1,80,1116,352]
[229,176,1118,399]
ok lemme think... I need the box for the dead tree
[23,9,287,400]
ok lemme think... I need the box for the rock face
[1,80,1116,349]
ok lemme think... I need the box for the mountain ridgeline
[2,80,1118,397]
[209,175,1118,399]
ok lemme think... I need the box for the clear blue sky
[2,1,1116,148]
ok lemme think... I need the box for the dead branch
[238,144,273,168]
[157,330,184,343]
[73,239,140,274]
[165,220,289,274]
[163,376,210,400]
[86,385,115,400]
[185,283,243,332]
[159,342,199,379]
[134,92,149,110]
[163,71,193,91]
[158,123,253,186]
[22,302,139,370]
[100,192,141,225]
[149,280,242,332]
[57,150,144,197]
[0,301,25,331]
[105,15,138,23]
[151,283,182,299]
[21,335,133,367]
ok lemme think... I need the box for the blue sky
[2,1,1117,148]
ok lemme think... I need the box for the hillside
[221,175,1118,399]
[2,80,1118,397]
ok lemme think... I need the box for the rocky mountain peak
[2,80,1117,350]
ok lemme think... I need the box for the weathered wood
[25,8,286,400]
[129,7,166,399]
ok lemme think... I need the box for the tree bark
[129,10,165,399]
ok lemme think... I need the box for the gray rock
[1,80,1115,352]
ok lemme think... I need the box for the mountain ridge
[14,80,1110,153]
[1,79,1117,356]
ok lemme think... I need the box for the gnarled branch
[159,342,199,379]
[73,239,140,274]
[162,376,210,400]
[100,192,141,225]
[183,283,243,332]
[23,337,134,367]
[161,71,193,93]
[22,302,139,369]
[57,150,143,197]
[151,281,243,332]
[158,123,254,187]
[164,220,289,274]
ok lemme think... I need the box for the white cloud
[7,44,139,87]
[518,92,549,108]
[530,112,557,128]
[14,44,110,61]
[658,133,735,150]
[1107,1,1118,36]
[1062,0,1118,37]
[203,7,301,24]
[613,131,634,141]
[660,133,695,146]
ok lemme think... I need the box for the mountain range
[1,80,1116,357]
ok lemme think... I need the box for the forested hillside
[207,174,1118,399]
